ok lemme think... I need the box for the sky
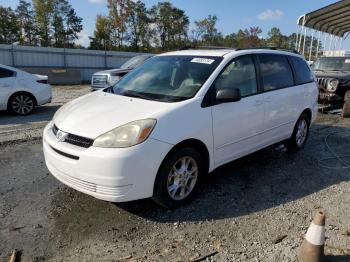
[1,0,348,48]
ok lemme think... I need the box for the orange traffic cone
[298,211,326,262]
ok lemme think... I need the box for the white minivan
[43,48,318,208]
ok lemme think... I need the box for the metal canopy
[298,0,350,37]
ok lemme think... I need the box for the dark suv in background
[313,56,350,117]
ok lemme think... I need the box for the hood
[314,70,350,80]
[53,91,173,138]
[93,68,131,76]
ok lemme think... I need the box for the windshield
[314,57,350,71]
[120,55,151,69]
[109,55,223,102]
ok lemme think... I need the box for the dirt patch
[0,85,90,145]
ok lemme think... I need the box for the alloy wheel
[167,156,198,201]
[12,95,34,115]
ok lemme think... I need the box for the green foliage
[0,6,20,44]
[89,15,112,50]
[0,0,323,55]
[16,0,38,45]
[149,2,189,50]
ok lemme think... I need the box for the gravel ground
[0,85,90,145]
[0,86,349,261]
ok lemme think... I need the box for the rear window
[289,56,314,85]
[258,54,294,91]
[0,68,14,78]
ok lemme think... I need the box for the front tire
[285,113,310,152]
[9,93,35,115]
[152,148,204,209]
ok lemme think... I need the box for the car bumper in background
[43,122,172,202]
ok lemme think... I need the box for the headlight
[93,119,156,148]
[327,79,338,92]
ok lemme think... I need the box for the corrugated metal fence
[0,44,146,84]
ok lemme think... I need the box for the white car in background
[0,64,52,115]
[44,48,318,209]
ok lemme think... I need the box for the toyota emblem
[56,130,68,142]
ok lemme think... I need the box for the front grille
[317,78,330,90]
[52,124,94,148]
[92,75,107,85]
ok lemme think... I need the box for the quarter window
[259,54,294,91]
[288,56,314,85]
[0,68,14,78]
[215,55,258,97]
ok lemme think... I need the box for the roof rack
[179,46,234,50]
[235,47,300,54]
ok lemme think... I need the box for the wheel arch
[7,91,38,110]
[160,138,210,174]
[301,108,312,122]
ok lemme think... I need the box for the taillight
[37,79,48,84]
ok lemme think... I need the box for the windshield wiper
[121,91,153,100]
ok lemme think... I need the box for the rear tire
[285,113,310,152]
[343,90,350,118]
[8,93,35,116]
[152,148,204,209]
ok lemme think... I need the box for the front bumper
[43,123,172,202]
[318,91,342,102]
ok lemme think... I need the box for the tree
[16,0,38,46]
[32,0,54,46]
[150,2,189,50]
[128,0,152,51]
[267,27,288,48]
[89,15,112,50]
[108,0,132,49]
[51,0,83,48]
[0,6,20,44]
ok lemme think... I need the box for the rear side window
[258,54,294,91]
[288,56,314,85]
[0,68,14,78]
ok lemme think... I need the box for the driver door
[211,55,265,166]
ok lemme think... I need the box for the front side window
[259,54,294,91]
[289,56,314,85]
[215,55,258,97]
[0,68,14,78]
[110,56,223,102]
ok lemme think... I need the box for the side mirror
[215,88,241,104]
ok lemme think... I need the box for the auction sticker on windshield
[191,58,215,64]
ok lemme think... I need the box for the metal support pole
[333,37,338,50]
[316,31,321,59]
[295,26,300,49]
[11,44,15,67]
[309,30,315,61]
[329,35,334,51]
[298,15,306,52]
[63,48,67,68]
[302,27,308,56]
